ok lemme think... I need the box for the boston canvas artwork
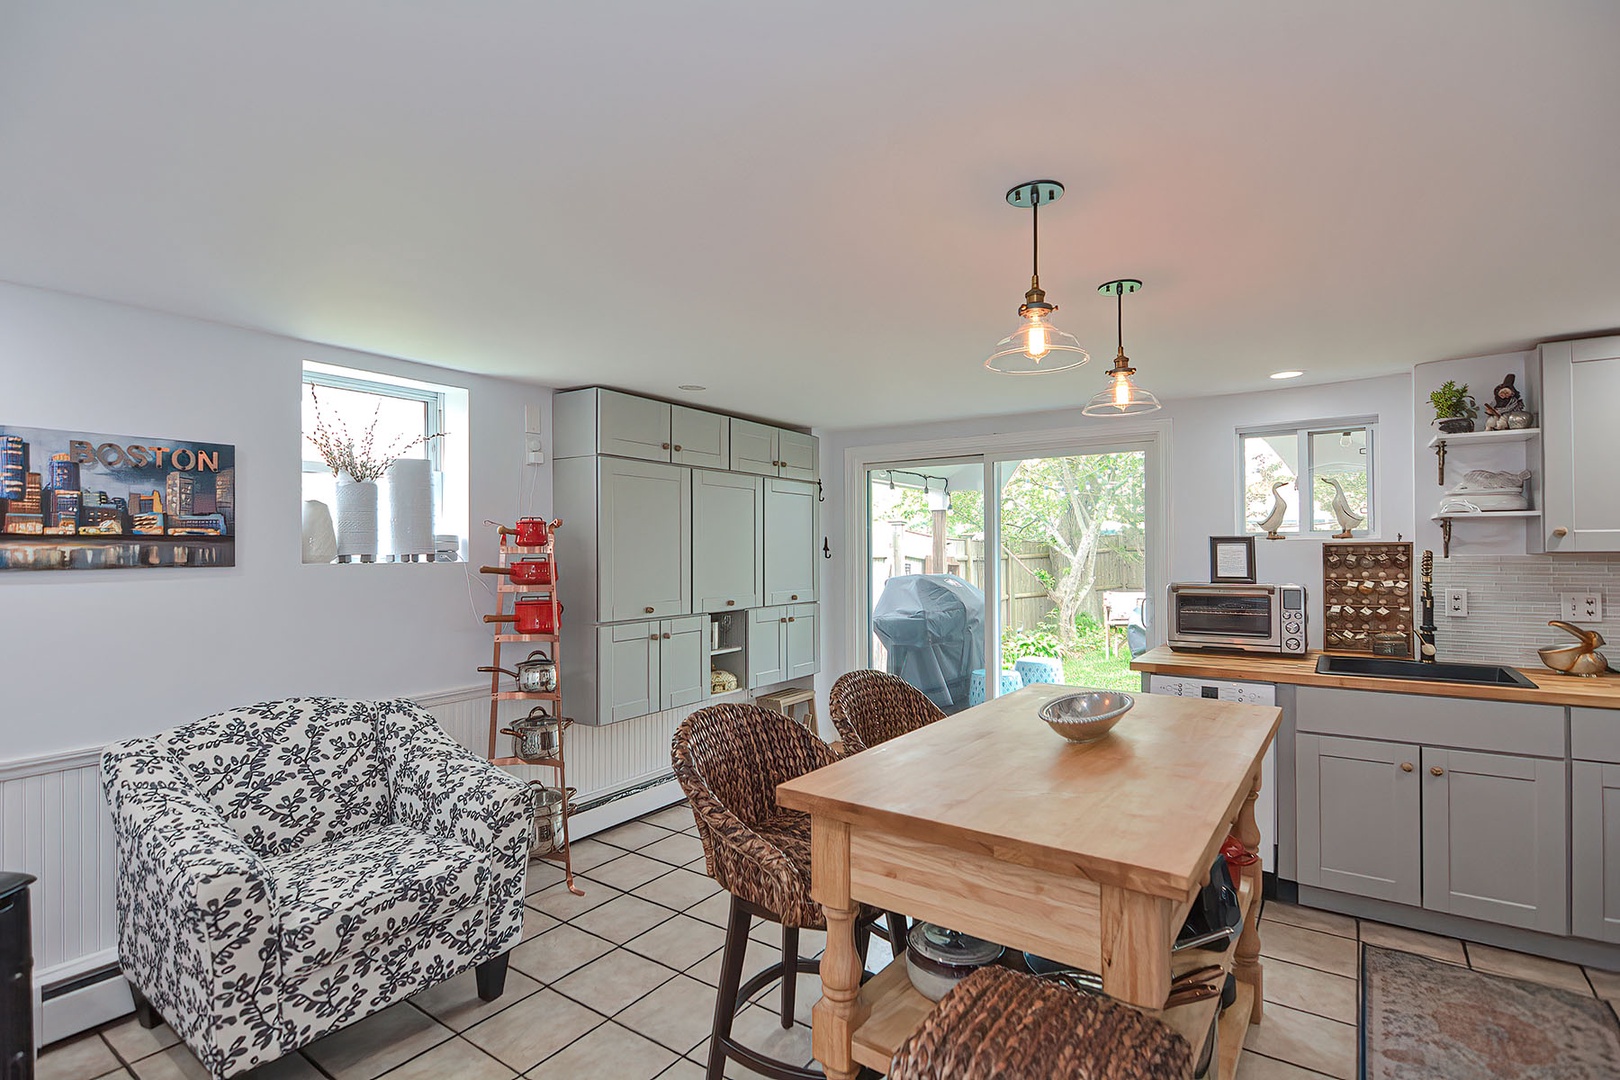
[0,424,235,571]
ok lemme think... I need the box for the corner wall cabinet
[1541,335,1620,551]
[554,387,819,725]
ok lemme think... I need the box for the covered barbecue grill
[871,574,985,714]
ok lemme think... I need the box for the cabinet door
[597,389,673,462]
[599,622,658,723]
[1295,734,1421,905]
[659,615,708,711]
[747,606,786,688]
[599,458,691,621]
[1542,337,1620,551]
[764,478,819,605]
[784,603,819,679]
[730,418,779,476]
[1422,747,1568,934]
[692,471,764,612]
[777,430,819,482]
[671,406,730,470]
[1574,761,1620,942]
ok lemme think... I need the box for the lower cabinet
[1574,760,1620,942]
[598,615,708,722]
[747,603,819,689]
[1295,734,1421,905]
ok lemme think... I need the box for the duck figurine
[1320,476,1366,538]
[1257,479,1292,539]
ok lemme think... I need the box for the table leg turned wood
[810,817,866,1080]
[1233,770,1265,1023]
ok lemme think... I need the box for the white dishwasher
[1147,675,1277,874]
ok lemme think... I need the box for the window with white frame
[301,362,469,562]
[1240,420,1375,538]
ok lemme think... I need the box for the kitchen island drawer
[1573,707,1620,764]
[1295,687,1564,758]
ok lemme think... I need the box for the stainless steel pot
[478,649,557,693]
[501,707,561,762]
[529,783,575,855]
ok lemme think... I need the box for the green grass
[1060,642,1140,692]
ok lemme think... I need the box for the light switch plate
[1445,588,1468,617]
[1561,591,1603,621]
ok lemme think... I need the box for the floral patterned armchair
[101,697,534,1079]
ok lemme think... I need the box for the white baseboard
[39,965,131,1047]
[568,777,683,839]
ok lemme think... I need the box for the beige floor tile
[685,892,734,928]
[129,1045,320,1080]
[655,1059,707,1080]
[526,1021,680,1080]
[510,923,616,984]
[722,1005,814,1074]
[100,1017,181,1063]
[409,967,542,1031]
[1585,965,1620,1002]
[1242,1002,1356,1080]
[596,820,677,852]
[564,838,634,873]
[302,1003,452,1080]
[684,946,727,986]
[586,853,679,892]
[1258,921,1357,978]
[635,868,722,912]
[1262,957,1358,1025]
[748,971,821,1027]
[366,1038,514,1080]
[521,904,560,941]
[38,1033,120,1080]
[461,988,605,1072]
[1261,901,1356,940]
[1466,942,1593,995]
[525,860,567,895]
[571,893,679,944]
[639,832,708,868]
[552,949,680,1016]
[528,878,620,921]
[644,804,697,831]
[1235,1051,1336,1079]
[1357,920,1466,966]
[615,974,723,1055]
[626,914,730,971]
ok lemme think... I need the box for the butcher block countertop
[1132,646,1620,709]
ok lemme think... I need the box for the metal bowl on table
[1038,690,1134,743]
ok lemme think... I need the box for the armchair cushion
[269,824,489,979]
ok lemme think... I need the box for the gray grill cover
[871,574,985,714]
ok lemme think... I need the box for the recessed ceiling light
[1269,370,1305,380]
[678,384,706,392]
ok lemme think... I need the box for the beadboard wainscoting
[1430,554,1620,668]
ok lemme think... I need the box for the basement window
[301,362,470,562]
[1239,420,1376,538]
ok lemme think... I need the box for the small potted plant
[1429,380,1477,434]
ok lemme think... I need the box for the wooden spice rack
[1322,540,1413,656]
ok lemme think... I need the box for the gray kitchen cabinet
[599,457,691,621]
[1421,747,1567,934]
[784,602,819,679]
[692,470,764,612]
[1542,335,1620,551]
[748,606,787,688]
[599,622,658,723]
[777,429,820,482]
[671,406,729,470]
[730,419,779,476]
[764,477,819,605]
[1574,760,1620,942]
[555,387,674,462]
[1295,733,1422,905]
[658,615,709,711]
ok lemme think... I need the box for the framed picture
[1209,535,1256,584]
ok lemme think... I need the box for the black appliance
[1,872,36,1080]
[871,574,985,714]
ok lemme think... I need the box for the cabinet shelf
[709,645,743,656]
[1429,510,1542,558]
[1426,428,1540,449]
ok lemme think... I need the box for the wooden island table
[776,683,1280,1079]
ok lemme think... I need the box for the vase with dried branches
[308,388,445,561]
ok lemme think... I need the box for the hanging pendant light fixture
[1083,279,1161,416]
[985,180,1089,374]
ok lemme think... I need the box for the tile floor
[38,801,1620,1080]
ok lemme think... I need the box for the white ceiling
[3,2,1617,429]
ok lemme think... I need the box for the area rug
[1362,944,1620,1079]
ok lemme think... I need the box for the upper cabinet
[557,388,815,481]
[764,478,819,605]
[692,470,764,612]
[1542,336,1620,551]
[777,430,819,482]
[598,458,691,621]
[671,405,730,469]
[732,418,819,481]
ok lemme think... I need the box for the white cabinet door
[1574,760,1620,942]
[671,406,729,470]
[784,603,819,679]
[1295,734,1421,905]
[764,478,818,605]
[692,471,764,612]
[730,418,778,476]
[1422,747,1568,934]
[599,458,691,621]
[596,389,673,462]
[1542,337,1620,551]
[748,606,786,688]
[659,615,708,710]
[599,622,658,723]
[777,430,819,482]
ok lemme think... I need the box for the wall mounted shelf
[1429,509,1542,557]
[1427,427,1539,486]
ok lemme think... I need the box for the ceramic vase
[301,499,338,564]
[387,458,434,559]
[335,475,378,561]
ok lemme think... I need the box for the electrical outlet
[1445,588,1468,617]
[1561,591,1603,621]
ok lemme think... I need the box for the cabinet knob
[663,632,671,639]
[790,594,799,600]
[649,633,658,641]
[645,606,655,614]
[672,444,682,452]
[725,599,736,606]
[662,442,671,450]
[780,617,788,623]
[787,616,795,622]
[1552,527,1569,538]
[1400,762,1414,772]
[1430,766,1445,777]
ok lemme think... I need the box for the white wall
[815,373,1414,700]
[0,282,555,759]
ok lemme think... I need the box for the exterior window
[1240,420,1375,538]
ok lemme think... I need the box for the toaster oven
[1167,583,1308,657]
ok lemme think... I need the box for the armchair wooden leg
[475,952,510,1002]
[129,983,161,1030]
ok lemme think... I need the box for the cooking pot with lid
[529,783,576,855]
[479,649,557,693]
[500,707,562,762]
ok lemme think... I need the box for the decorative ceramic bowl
[1038,691,1134,743]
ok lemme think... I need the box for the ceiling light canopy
[1082,279,1161,417]
[1269,370,1305,380]
[985,180,1089,375]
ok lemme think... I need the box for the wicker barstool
[828,669,946,754]
[672,702,903,1080]
[889,966,1195,1080]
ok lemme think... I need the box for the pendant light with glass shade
[1083,279,1161,416]
[985,181,1089,374]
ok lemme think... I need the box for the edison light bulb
[1026,322,1049,360]
[1112,375,1131,408]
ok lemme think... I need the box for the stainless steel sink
[1315,655,1537,688]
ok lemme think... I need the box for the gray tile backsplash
[1429,554,1620,667]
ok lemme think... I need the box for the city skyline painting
[0,423,235,571]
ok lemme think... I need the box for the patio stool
[968,668,1025,707]
[829,669,944,754]
[889,966,1194,1080]
[1013,657,1064,685]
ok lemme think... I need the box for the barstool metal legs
[707,895,823,1080]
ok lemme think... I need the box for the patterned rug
[1363,944,1620,1079]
